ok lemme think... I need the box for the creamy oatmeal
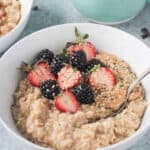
[12,52,147,150]
[0,0,21,36]
[11,28,147,150]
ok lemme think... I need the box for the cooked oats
[11,52,147,150]
[0,0,21,36]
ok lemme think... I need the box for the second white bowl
[0,0,33,53]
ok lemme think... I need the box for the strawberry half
[54,91,78,113]
[89,67,116,89]
[58,65,82,90]
[28,61,56,87]
[68,42,96,61]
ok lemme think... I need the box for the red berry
[58,65,82,90]
[28,61,56,87]
[68,44,80,55]
[80,42,96,61]
[68,42,96,61]
[54,91,78,113]
[89,67,116,89]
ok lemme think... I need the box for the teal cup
[71,0,147,24]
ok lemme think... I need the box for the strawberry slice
[89,67,116,89]
[54,91,78,113]
[68,44,80,55]
[58,65,82,90]
[28,61,56,87]
[68,42,96,61]
[81,42,96,61]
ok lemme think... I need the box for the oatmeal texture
[0,0,21,36]
[12,52,147,150]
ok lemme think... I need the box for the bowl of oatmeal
[0,0,33,53]
[0,23,150,150]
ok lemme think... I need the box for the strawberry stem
[75,27,82,43]
[89,64,100,73]
[83,33,89,40]
[17,61,33,73]
[75,27,89,43]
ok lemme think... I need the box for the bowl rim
[0,0,34,41]
[0,23,150,150]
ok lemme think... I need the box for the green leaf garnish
[83,33,89,40]
[17,61,33,73]
[89,64,100,73]
[75,27,89,43]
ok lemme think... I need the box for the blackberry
[72,83,95,104]
[34,49,54,64]
[70,50,86,71]
[40,80,60,100]
[85,59,104,72]
[51,55,69,76]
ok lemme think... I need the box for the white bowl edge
[0,0,34,52]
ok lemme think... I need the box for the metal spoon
[111,67,150,117]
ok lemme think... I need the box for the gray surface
[0,0,150,149]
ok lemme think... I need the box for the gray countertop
[0,0,150,149]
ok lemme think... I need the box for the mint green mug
[71,0,147,24]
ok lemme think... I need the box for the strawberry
[67,27,96,61]
[54,91,78,113]
[58,65,82,90]
[28,61,56,87]
[67,44,80,55]
[80,42,96,61]
[89,67,116,89]
[68,42,96,61]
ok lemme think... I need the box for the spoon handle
[127,67,150,97]
[111,67,150,117]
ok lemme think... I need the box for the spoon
[111,67,150,117]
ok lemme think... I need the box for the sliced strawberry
[67,44,80,55]
[80,42,96,61]
[58,65,82,90]
[68,42,96,61]
[28,61,56,87]
[54,91,78,113]
[89,67,116,89]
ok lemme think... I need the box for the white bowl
[0,0,33,53]
[0,23,150,150]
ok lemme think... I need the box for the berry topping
[40,80,60,100]
[67,27,96,61]
[68,42,96,61]
[54,91,78,113]
[28,61,56,87]
[85,59,104,72]
[89,67,116,89]
[72,83,95,104]
[58,65,82,90]
[51,55,69,76]
[80,42,96,61]
[70,50,86,71]
[34,49,54,64]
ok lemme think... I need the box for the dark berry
[51,55,69,76]
[141,28,149,34]
[32,5,39,11]
[70,50,86,71]
[72,83,95,104]
[34,49,54,64]
[142,34,149,39]
[85,59,103,72]
[141,28,150,39]
[40,80,60,100]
